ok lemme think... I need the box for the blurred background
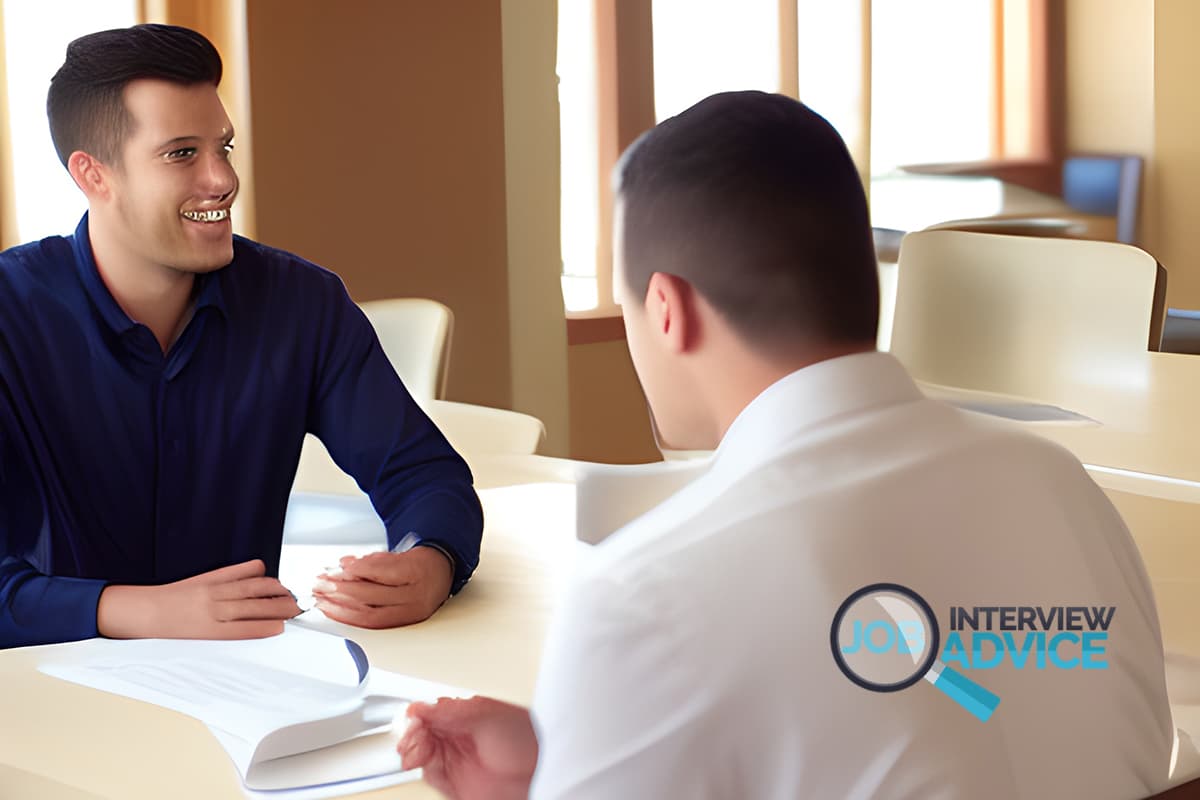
[0,0,1187,464]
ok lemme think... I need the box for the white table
[0,483,578,799]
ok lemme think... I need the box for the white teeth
[182,208,229,223]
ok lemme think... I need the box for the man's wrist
[414,541,455,574]
[390,531,458,597]
[96,584,158,639]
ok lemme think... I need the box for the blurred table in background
[870,173,1116,263]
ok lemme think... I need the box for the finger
[215,595,302,622]
[397,724,435,770]
[180,558,266,586]
[421,696,519,733]
[338,555,359,568]
[340,552,420,586]
[315,571,358,582]
[210,576,293,601]
[405,698,464,732]
[419,751,454,798]
[311,590,373,613]
[314,578,413,607]
[407,701,435,721]
[314,598,426,629]
[405,697,476,731]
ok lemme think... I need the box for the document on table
[916,381,1097,424]
[38,624,472,798]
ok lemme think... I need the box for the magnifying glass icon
[830,583,1000,722]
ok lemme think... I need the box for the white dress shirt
[531,351,1173,799]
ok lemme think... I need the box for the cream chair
[889,230,1165,400]
[285,401,546,543]
[358,297,453,401]
[423,399,545,460]
[291,297,454,501]
[291,401,545,495]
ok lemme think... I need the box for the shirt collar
[707,351,924,482]
[70,212,228,336]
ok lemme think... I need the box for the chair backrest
[424,400,545,458]
[1062,154,1144,244]
[890,230,1165,398]
[358,298,453,400]
[290,401,546,502]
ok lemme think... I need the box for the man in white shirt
[397,91,1174,798]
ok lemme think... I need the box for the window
[2,0,137,242]
[556,0,601,312]
[556,0,1045,315]
[556,0,781,315]
[651,0,780,122]
[870,0,996,175]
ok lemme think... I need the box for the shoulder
[227,236,348,293]
[220,237,361,323]
[0,236,77,307]
[0,236,75,281]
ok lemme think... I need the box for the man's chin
[172,258,231,275]
[177,245,234,273]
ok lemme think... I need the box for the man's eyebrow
[155,131,236,150]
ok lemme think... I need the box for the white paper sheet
[38,624,474,798]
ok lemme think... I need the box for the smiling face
[100,79,238,275]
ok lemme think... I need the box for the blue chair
[1160,309,1200,355]
[1062,154,1144,245]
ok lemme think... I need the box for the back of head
[47,23,223,168]
[615,91,879,349]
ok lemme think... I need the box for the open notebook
[39,624,470,798]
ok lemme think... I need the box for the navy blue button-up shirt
[0,215,483,648]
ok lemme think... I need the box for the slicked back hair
[615,91,880,348]
[47,23,222,168]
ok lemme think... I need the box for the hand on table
[311,546,453,628]
[398,696,538,800]
[97,558,301,639]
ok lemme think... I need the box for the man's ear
[644,271,700,354]
[66,151,112,200]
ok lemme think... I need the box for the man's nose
[199,151,238,200]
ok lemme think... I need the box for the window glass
[3,0,138,242]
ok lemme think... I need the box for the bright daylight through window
[2,0,137,243]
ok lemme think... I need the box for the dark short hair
[47,24,223,167]
[615,91,879,347]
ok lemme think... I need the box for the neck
[88,214,194,353]
[707,339,875,444]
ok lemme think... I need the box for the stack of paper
[39,624,470,798]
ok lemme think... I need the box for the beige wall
[245,0,513,409]
[499,0,570,455]
[1064,0,1161,295]
[1152,0,1200,308]
[567,339,660,463]
[1065,0,1200,310]
[1064,0,1154,157]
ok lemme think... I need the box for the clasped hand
[310,546,453,628]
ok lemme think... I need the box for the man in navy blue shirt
[0,24,483,649]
